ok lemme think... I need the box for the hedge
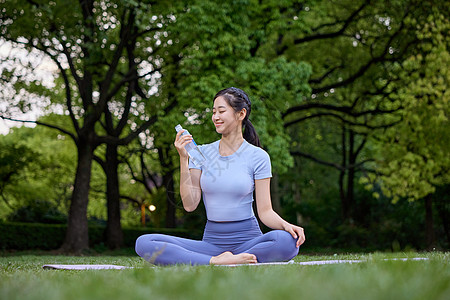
[0,221,202,251]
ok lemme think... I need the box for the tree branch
[134,27,159,39]
[120,194,142,206]
[123,155,145,186]
[309,65,342,84]
[140,151,159,190]
[283,99,402,119]
[9,39,82,134]
[113,99,177,146]
[116,82,134,134]
[354,135,367,158]
[0,189,15,210]
[283,102,351,118]
[311,55,386,94]
[284,112,348,127]
[98,8,134,112]
[279,0,371,54]
[105,67,161,103]
[284,111,402,130]
[59,42,83,97]
[291,150,374,171]
[291,150,344,171]
[42,45,81,134]
[93,154,106,172]
[104,104,115,135]
[311,7,411,94]
[0,116,77,142]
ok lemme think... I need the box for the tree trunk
[164,170,176,228]
[157,145,177,228]
[339,126,349,220]
[60,140,93,253]
[346,129,356,221]
[425,194,435,250]
[105,143,123,249]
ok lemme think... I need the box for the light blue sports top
[188,139,272,222]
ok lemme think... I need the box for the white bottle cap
[175,124,183,132]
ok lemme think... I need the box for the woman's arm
[179,158,202,211]
[255,178,306,247]
[174,130,202,212]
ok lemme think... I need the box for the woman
[135,87,305,265]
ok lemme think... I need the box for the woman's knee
[135,234,147,256]
[274,230,300,259]
[135,234,160,257]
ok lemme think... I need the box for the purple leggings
[135,216,299,265]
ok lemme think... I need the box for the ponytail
[243,119,261,148]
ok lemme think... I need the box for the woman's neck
[219,131,245,156]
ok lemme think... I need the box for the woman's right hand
[174,129,192,158]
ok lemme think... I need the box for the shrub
[0,221,201,251]
[7,200,67,224]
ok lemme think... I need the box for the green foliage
[0,118,76,217]
[366,8,450,202]
[0,115,113,224]
[0,136,37,193]
[171,0,312,173]
[282,171,443,251]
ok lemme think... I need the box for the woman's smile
[212,96,244,134]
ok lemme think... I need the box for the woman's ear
[238,108,247,121]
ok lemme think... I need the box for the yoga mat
[43,264,131,270]
[223,260,296,267]
[197,258,429,267]
[295,257,429,265]
[223,259,361,267]
[42,258,429,269]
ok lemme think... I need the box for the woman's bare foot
[210,251,258,265]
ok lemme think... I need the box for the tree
[0,0,177,252]
[363,6,449,248]
[272,0,441,222]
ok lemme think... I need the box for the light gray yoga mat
[43,264,131,270]
[223,259,361,267]
[224,257,429,267]
[42,258,429,270]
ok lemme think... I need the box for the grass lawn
[0,251,449,300]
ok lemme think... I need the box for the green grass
[1,252,449,300]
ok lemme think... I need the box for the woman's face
[212,96,245,135]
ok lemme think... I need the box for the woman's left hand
[283,223,306,248]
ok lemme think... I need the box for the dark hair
[213,87,261,147]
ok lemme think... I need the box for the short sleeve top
[188,139,272,222]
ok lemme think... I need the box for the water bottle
[175,124,207,167]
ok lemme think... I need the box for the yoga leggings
[135,216,299,265]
